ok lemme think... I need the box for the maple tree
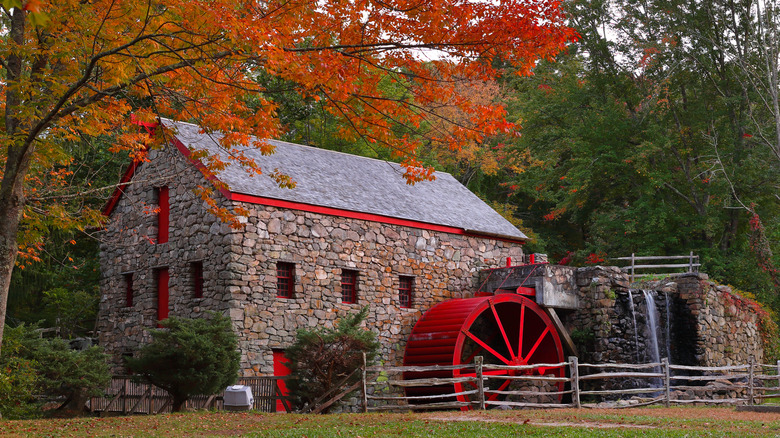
[0,0,575,354]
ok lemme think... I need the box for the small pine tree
[285,307,379,412]
[0,324,110,418]
[126,312,240,412]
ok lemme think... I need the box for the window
[155,267,169,323]
[276,262,295,298]
[123,273,134,307]
[341,269,358,303]
[155,186,169,244]
[399,276,414,308]
[191,261,204,298]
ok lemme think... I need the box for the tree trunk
[57,388,91,416]
[0,200,21,358]
[171,395,188,412]
[0,8,30,358]
[0,144,31,358]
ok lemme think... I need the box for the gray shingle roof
[164,119,527,241]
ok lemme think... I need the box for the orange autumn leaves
[2,0,575,256]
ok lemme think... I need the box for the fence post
[568,356,580,409]
[475,356,485,410]
[689,251,694,273]
[749,356,755,406]
[123,378,128,414]
[777,360,780,396]
[361,352,368,413]
[662,358,670,407]
[630,253,635,283]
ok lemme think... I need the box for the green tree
[126,313,240,412]
[499,0,780,304]
[0,323,110,418]
[286,307,379,412]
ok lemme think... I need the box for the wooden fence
[90,376,292,415]
[612,252,700,282]
[90,357,780,414]
[361,356,780,411]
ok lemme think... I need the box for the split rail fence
[90,357,780,414]
[612,252,700,282]
[90,376,292,415]
[361,356,780,411]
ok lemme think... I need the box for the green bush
[126,312,240,412]
[0,326,41,419]
[286,307,379,412]
[0,324,110,419]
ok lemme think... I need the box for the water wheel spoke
[517,303,526,360]
[521,326,550,363]
[485,379,512,402]
[462,332,498,364]
[462,329,512,365]
[489,301,517,362]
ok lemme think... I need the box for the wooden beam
[311,381,361,414]
[544,307,578,357]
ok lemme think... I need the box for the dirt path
[422,407,780,431]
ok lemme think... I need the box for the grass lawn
[2,407,780,437]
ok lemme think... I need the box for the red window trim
[192,261,204,298]
[276,262,295,298]
[156,186,169,244]
[124,273,134,307]
[341,269,358,304]
[399,276,414,308]
[156,267,169,324]
[229,192,527,245]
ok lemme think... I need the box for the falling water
[628,290,640,363]
[642,290,661,366]
[664,292,672,361]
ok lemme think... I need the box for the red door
[157,268,169,324]
[273,350,291,412]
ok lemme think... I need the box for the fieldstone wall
[97,144,524,374]
[98,146,237,367]
[669,274,763,367]
[566,268,764,367]
[567,266,630,364]
[233,203,524,375]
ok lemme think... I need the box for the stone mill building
[97,119,527,376]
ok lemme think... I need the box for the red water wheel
[403,294,565,408]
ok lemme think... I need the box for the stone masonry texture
[567,267,763,366]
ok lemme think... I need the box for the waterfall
[627,290,640,363]
[642,290,661,366]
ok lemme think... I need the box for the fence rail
[90,376,292,415]
[612,252,700,282]
[92,357,780,414]
[362,356,780,411]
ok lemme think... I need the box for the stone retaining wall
[566,267,764,367]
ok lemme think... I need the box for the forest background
[7,0,780,341]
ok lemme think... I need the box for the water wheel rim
[451,294,564,408]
